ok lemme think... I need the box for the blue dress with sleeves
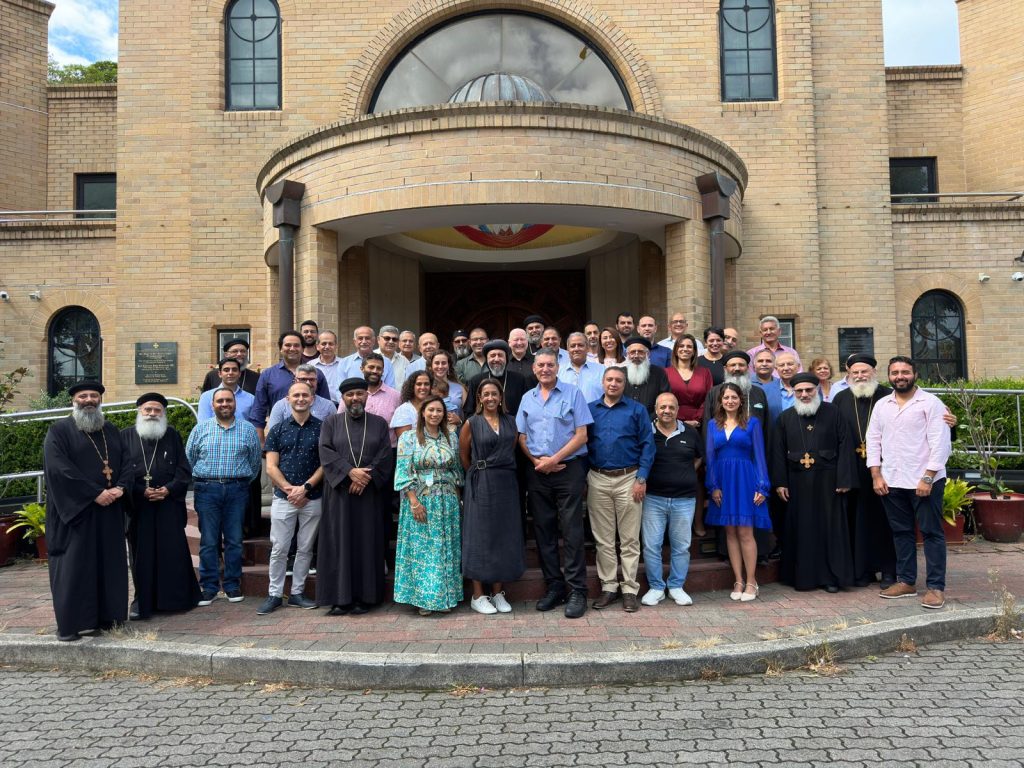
[704,416,772,530]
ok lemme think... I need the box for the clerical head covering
[624,335,652,350]
[523,314,544,326]
[222,337,250,352]
[483,339,511,357]
[451,329,468,341]
[136,392,168,408]
[846,353,877,368]
[790,372,819,388]
[339,377,369,394]
[68,381,105,396]
[721,350,750,365]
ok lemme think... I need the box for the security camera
[1013,272,1024,282]
[0,291,9,301]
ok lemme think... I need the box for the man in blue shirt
[266,364,337,430]
[250,331,332,441]
[198,358,255,421]
[557,332,605,402]
[337,326,396,387]
[516,348,593,619]
[586,367,655,613]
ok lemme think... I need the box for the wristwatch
[920,476,934,485]
[303,482,314,497]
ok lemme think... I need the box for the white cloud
[882,0,960,66]
[48,0,118,64]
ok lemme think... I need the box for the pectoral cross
[102,462,114,486]
[144,473,152,488]
[856,442,867,459]
[800,452,815,469]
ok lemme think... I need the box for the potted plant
[940,477,974,543]
[7,502,47,559]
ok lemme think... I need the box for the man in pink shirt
[746,315,801,375]
[338,354,401,447]
[865,356,951,609]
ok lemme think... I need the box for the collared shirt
[266,394,336,432]
[264,414,323,499]
[829,378,851,400]
[249,362,332,428]
[337,352,395,388]
[386,352,419,387]
[338,383,402,447]
[659,336,705,355]
[866,387,951,489]
[515,381,593,459]
[198,385,254,422]
[753,377,784,423]
[746,342,802,378]
[455,355,486,384]
[647,419,704,497]
[311,357,345,403]
[557,360,606,403]
[185,417,262,481]
[586,396,655,480]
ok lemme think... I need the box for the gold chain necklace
[84,428,114,487]
[138,432,159,488]
[851,394,875,459]
[344,412,368,467]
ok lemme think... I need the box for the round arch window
[370,13,631,112]
[910,290,966,381]
[48,306,102,396]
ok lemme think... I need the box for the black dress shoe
[824,584,840,594]
[767,546,782,561]
[592,590,620,609]
[327,604,351,616]
[350,602,369,615]
[853,578,872,588]
[564,591,588,619]
[57,632,81,642]
[536,588,568,612]
[880,575,896,590]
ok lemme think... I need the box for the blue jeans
[881,481,946,591]
[194,480,249,594]
[642,494,696,590]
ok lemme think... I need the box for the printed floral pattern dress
[393,428,465,611]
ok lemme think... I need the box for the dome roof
[449,73,553,104]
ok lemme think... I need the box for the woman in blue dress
[429,350,465,425]
[393,396,465,615]
[705,382,771,602]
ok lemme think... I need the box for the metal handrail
[924,386,1024,457]
[0,471,44,503]
[892,192,1023,202]
[0,397,198,424]
[0,209,116,223]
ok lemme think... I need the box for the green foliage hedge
[924,378,1024,471]
[0,404,198,500]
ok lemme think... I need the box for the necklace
[138,432,158,488]
[84,428,114,486]
[796,412,817,469]
[851,393,876,459]
[344,413,367,467]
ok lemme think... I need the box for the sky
[47,0,961,67]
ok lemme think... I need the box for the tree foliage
[47,57,118,84]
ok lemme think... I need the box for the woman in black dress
[458,379,525,615]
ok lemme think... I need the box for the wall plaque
[135,342,178,385]
[837,328,874,371]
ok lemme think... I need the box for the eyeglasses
[380,335,398,343]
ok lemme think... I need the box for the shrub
[923,378,1024,471]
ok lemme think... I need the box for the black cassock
[43,417,131,635]
[832,386,897,584]
[121,426,201,617]
[317,412,395,607]
[771,402,855,590]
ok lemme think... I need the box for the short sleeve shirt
[264,415,323,499]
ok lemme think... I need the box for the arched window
[719,0,778,102]
[910,291,966,381]
[225,0,281,110]
[48,307,102,396]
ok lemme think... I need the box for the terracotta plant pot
[915,513,966,545]
[0,518,17,566]
[972,493,1024,543]
[35,535,47,560]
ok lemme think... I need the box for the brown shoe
[592,590,620,609]
[921,589,945,609]
[622,593,639,613]
[879,582,917,599]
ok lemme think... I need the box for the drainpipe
[695,173,737,329]
[266,180,305,333]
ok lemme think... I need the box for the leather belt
[591,465,638,477]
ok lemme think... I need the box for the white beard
[626,359,651,386]
[136,413,168,441]
[793,393,822,417]
[850,379,879,399]
[487,364,505,377]
[723,371,752,394]
[72,403,105,433]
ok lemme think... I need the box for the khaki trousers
[587,469,641,594]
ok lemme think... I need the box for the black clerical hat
[846,353,877,368]
[721,350,750,365]
[482,340,511,356]
[339,377,369,394]
[222,337,250,351]
[624,335,652,350]
[136,392,168,408]
[523,314,544,326]
[68,381,104,396]
[790,372,819,387]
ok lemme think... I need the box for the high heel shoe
[730,582,745,601]
[740,583,759,602]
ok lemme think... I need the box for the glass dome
[449,73,552,103]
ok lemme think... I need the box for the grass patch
[762,658,785,677]
[989,569,1022,641]
[827,619,848,632]
[793,623,818,638]
[758,630,784,641]
[806,640,844,677]
[689,636,724,650]
[896,633,917,653]
[698,666,722,681]
[448,683,489,697]
[660,639,685,650]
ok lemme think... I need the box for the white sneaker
[470,595,497,615]
[491,592,512,613]
[641,588,665,606]
[669,587,693,606]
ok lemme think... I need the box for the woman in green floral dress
[393,396,465,615]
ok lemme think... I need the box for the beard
[348,403,366,418]
[625,359,651,386]
[892,378,916,394]
[72,403,105,433]
[793,393,822,417]
[364,373,382,387]
[723,371,752,394]
[454,347,471,360]
[135,413,168,441]
[850,379,879,399]
[487,363,505,377]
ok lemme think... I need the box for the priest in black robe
[462,340,529,416]
[771,373,855,592]
[42,381,131,641]
[121,393,200,619]
[317,378,395,615]
[622,336,671,417]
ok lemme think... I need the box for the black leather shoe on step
[536,588,568,612]
[564,591,588,619]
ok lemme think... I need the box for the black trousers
[526,458,588,593]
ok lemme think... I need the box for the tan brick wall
[46,85,117,210]
[886,67,966,192]
[0,0,51,211]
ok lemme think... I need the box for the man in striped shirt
[185,388,262,606]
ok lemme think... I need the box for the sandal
[730,582,745,601]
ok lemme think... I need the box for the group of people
[40,312,954,640]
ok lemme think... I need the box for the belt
[194,477,248,484]
[591,465,638,477]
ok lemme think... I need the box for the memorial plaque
[837,327,874,371]
[135,342,178,385]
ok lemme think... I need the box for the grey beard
[454,347,471,360]
[135,413,168,441]
[723,372,752,394]
[851,379,879,399]
[348,403,366,418]
[793,393,822,417]
[72,404,105,433]
[626,359,651,386]
[487,364,505,377]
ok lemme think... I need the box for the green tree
[47,57,117,84]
